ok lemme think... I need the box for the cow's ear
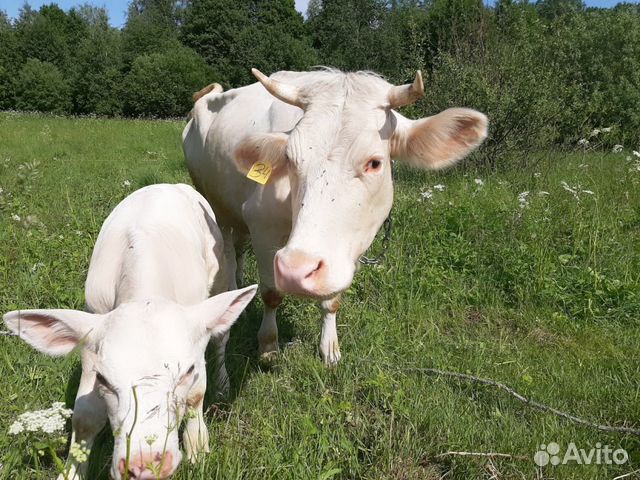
[390,108,488,170]
[189,285,258,337]
[3,309,101,356]
[234,133,290,179]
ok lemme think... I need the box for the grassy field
[0,111,638,479]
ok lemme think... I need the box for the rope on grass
[402,366,640,436]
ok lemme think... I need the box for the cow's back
[85,184,225,313]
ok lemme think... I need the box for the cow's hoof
[259,350,278,365]
[320,341,341,367]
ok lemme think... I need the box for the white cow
[4,184,257,479]
[183,69,488,366]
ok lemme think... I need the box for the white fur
[4,184,257,479]
[183,70,487,365]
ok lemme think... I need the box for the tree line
[0,0,638,157]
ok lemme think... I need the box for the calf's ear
[190,285,258,337]
[3,309,101,356]
[390,108,488,170]
[234,133,289,180]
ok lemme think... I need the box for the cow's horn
[252,68,305,109]
[387,70,424,109]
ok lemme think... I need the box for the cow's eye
[364,158,383,173]
[186,364,195,375]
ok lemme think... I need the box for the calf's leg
[319,296,342,366]
[183,368,209,461]
[58,367,107,480]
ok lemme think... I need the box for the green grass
[0,112,639,479]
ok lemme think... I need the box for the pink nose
[119,451,175,479]
[274,249,326,297]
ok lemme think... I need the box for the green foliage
[15,59,71,113]
[181,0,315,86]
[123,44,215,117]
[69,20,124,115]
[121,0,181,66]
[1,114,639,479]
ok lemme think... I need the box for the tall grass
[0,113,638,479]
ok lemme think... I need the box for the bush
[123,44,214,117]
[15,59,70,113]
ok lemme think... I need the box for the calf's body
[4,184,257,479]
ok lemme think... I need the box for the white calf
[4,183,257,479]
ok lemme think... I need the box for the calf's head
[235,69,488,300]
[3,285,257,479]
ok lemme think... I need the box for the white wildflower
[589,129,600,137]
[533,172,541,178]
[420,188,433,200]
[577,138,589,146]
[474,178,484,186]
[433,184,446,192]
[122,180,131,188]
[11,214,20,221]
[9,402,72,436]
[9,421,24,435]
[518,191,530,209]
[69,440,90,463]
[601,127,612,133]
[612,145,623,153]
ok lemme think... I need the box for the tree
[123,44,215,117]
[69,9,124,115]
[122,0,181,66]
[181,0,316,86]
[15,58,71,113]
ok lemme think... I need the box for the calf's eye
[364,158,383,173]
[186,364,195,375]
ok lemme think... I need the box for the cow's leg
[58,368,107,480]
[319,296,341,366]
[221,227,238,291]
[214,230,249,393]
[183,368,209,461]
[258,288,283,361]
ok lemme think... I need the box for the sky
[0,0,630,28]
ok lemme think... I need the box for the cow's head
[235,69,488,300]
[3,285,257,479]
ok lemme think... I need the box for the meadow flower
[419,188,433,200]
[533,172,541,178]
[9,402,72,436]
[474,178,484,186]
[577,138,589,146]
[518,191,530,208]
[589,128,600,137]
[69,440,90,463]
[122,180,131,188]
[433,184,446,191]
[601,127,612,133]
[11,214,21,221]
[612,145,623,153]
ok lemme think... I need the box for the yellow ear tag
[246,160,273,185]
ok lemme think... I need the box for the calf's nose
[118,451,175,479]
[274,249,326,296]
